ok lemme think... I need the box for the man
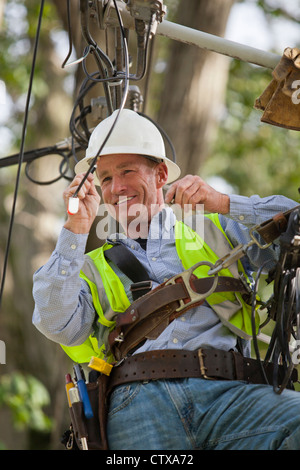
[33,109,300,450]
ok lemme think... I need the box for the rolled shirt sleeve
[220,194,299,272]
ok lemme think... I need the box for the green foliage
[0,372,52,433]
[0,0,60,93]
[0,0,68,156]
[202,59,300,201]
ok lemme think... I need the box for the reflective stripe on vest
[61,214,258,363]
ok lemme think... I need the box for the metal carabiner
[208,226,272,276]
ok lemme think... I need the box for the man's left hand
[165,175,230,214]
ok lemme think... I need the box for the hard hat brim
[75,153,181,185]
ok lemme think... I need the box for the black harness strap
[104,244,152,300]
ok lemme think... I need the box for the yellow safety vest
[61,213,258,363]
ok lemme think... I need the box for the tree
[200,1,300,200]
[156,0,237,176]
[0,0,74,450]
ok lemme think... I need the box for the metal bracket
[125,0,167,23]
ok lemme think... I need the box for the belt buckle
[165,261,218,313]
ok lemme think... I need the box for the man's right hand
[63,173,101,234]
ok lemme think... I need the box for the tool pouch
[254,47,300,131]
[64,375,109,450]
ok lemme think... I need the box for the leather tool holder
[65,375,109,451]
[254,47,300,131]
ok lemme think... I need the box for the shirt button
[239,215,245,221]
[172,338,178,344]
[181,317,186,322]
[131,245,135,250]
[61,269,66,275]
[152,257,157,261]
[70,244,77,250]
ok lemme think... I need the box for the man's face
[96,154,167,235]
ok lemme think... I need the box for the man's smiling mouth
[115,196,135,206]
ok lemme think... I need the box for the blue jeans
[107,378,300,450]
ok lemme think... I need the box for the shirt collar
[108,206,176,243]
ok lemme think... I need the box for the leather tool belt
[107,348,298,394]
[108,261,251,361]
[65,348,298,450]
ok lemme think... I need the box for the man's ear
[156,162,168,188]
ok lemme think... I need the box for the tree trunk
[0,1,74,450]
[157,0,236,177]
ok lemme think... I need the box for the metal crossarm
[157,20,280,70]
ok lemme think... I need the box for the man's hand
[165,175,230,214]
[63,173,101,234]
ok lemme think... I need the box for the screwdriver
[73,363,94,419]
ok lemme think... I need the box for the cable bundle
[251,206,300,393]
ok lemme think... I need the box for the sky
[226,0,300,53]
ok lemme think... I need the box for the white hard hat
[75,109,181,184]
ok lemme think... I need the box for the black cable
[279,272,298,392]
[265,268,297,393]
[61,0,73,69]
[138,111,177,164]
[0,145,64,168]
[79,0,114,115]
[0,0,45,309]
[69,75,97,146]
[80,16,153,84]
[24,151,71,185]
[272,273,290,393]
[72,0,130,199]
[68,2,158,177]
[129,14,154,82]
[251,260,270,385]
[82,61,124,83]
[296,268,300,342]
